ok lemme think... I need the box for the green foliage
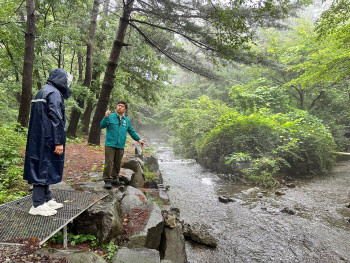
[66,137,84,144]
[0,123,26,171]
[211,0,311,54]
[145,192,164,207]
[167,95,233,158]
[49,231,99,247]
[315,0,350,38]
[198,109,336,185]
[0,165,28,204]
[48,232,119,261]
[69,233,98,247]
[143,145,156,156]
[231,84,290,113]
[225,152,252,165]
[235,17,350,152]
[241,157,282,188]
[274,110,337,175]
[49,231,64,244]
[143,166,158,182]
[0,123,29,204]
[101,241,119,260]
[198,111,280,173]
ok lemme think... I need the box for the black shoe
[111,181,124,187]
[104,181,112,190]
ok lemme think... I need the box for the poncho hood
[47,68,72,99]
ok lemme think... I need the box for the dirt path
[63,138,136,183]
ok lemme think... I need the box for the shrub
[198,109,337,185]
[167,95,233,158]
[198,111,280,173]
[0,123,26,171]
[0,123,29,204]
[273,110,336,175]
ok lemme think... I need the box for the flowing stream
[154,142,350,263]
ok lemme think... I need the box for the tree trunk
[70,50,75,74]
[66,0,100,138]
[88,0,134,145]
[77,53,83,81]
[81,0,110,135]
[18,0,36,127]
[34,68,41,90]
[58,41,62,68]
[300,92,304,110]
[81,99,95,134]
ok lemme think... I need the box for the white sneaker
[46,199,64,209]
[29,203,57,216]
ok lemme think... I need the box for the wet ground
[155,144,350,263]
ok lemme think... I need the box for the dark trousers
[103,146,124,182]
[32,185,52,207]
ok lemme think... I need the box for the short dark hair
[117,100,128,109]
[117,100,128,116]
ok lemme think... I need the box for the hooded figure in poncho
[23,68,72,216]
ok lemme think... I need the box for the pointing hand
[105,108,111,117]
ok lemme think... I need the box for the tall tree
[88,0,135,145]
[66,0,100,137]
[88,0,306,145]
[81,0,111,135]
[17,0,36,127]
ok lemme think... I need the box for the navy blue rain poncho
[23,68,72,185]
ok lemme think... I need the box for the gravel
[0,242,68,263]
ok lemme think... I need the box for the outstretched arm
[127,123,144,147]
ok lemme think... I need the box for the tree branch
[129,22,207,77]
[129,19,216,52]
[285,89,300,102]
[15,0,25,13]
[310,91,324,109]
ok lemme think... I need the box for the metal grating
[0,189,107,245]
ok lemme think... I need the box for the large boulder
[134,142,145,161]
[121,186,147,214]
[87,171,103,182]
[73,194,123,244]
[113,248,160,263]
[159,225,187,263]
[145,154,159,172]
[122,158,145,188]
[119,168,135,185]
[67,251,106,263]
[183,222,218,248]
[144,171,164,188]
[127,202,165,250]
[143,189,169,205]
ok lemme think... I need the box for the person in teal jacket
[100,100,144,189]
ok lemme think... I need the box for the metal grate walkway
[0,189,107,245]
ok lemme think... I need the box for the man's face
[116,103,126,114]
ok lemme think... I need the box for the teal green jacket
[100,113,140,149]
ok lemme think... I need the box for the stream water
[154,143,350,263]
